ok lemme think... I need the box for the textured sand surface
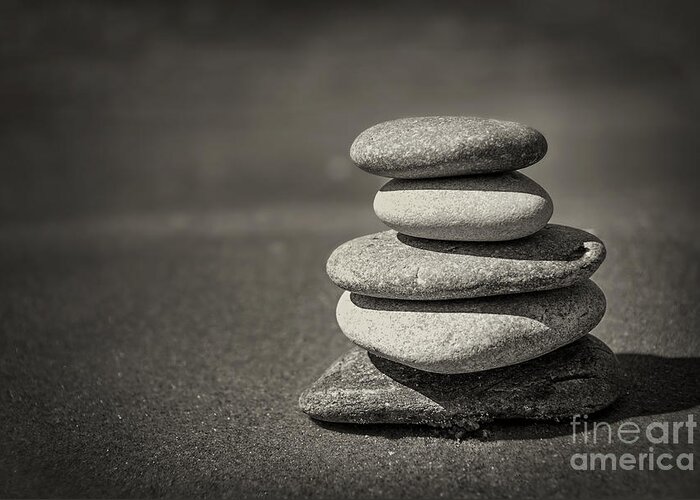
[0,202,698,498]
[1,1,698,498]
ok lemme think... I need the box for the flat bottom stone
[299,335,621,429]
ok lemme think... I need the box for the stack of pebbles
[300,117,621,430]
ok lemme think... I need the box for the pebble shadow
[396,225,597,261]
[378,173,541,194]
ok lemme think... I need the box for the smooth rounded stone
[299,335,621,429]
[326,225,606,300]
[350,116,547,179]
[336,280,605,374]
[373,172,553,241]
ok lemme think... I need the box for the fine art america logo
[569,414,696,471]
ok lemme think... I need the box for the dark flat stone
[299,335,621,429]
[326,224,606,300]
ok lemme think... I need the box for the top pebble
[350,116,547,179]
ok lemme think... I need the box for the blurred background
[1,1,699,497]
[0,0,697,225]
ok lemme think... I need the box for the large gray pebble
[326,225,606,300]
[350,116,547,178]
[374,172,553,241]
[336,280,606,374]
[299,335,621,429]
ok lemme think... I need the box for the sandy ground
[0,200,698,498]
[1,2,698,497]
